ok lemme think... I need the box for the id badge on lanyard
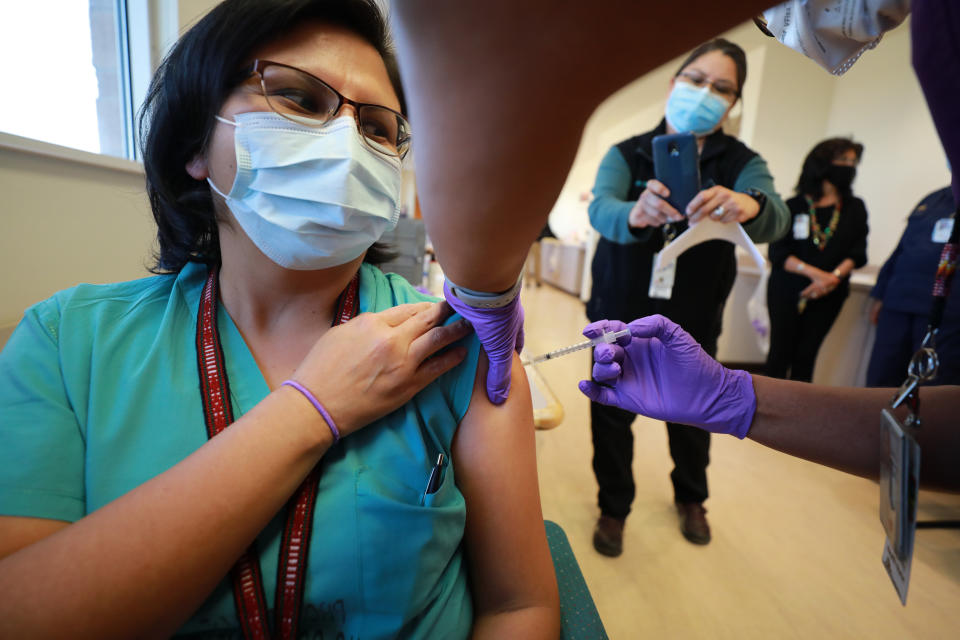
[932,217,954,243]
[650,225,680,300]
[880,208,958,604]
[649,253,676,299]
[879,407,920,605]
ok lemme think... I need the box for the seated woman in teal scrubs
[0,1,560,637]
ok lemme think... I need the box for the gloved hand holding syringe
[522,329,631,365]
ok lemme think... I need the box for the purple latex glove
[577,316,757,438]
[443,281,525,405]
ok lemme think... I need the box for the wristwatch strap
[742,187,768,212]
[446,276,522,309]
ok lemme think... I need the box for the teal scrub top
[0,261,482,639]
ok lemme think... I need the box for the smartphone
[652,132,701,215]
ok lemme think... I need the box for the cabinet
[540,239,586,297]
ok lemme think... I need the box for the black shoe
[676,502,711,545]
[593,515,625,557]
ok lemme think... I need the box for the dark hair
[675,38,748,98]
[139,0,402,273]
[795,137,865,200]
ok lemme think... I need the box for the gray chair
[377,217,426,287]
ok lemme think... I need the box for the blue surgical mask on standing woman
[664,82,732,137]
[207,112,402,270]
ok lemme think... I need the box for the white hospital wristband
[446,276,522,309]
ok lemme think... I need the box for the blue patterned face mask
[208,112,401,270]
[664,82,731,137]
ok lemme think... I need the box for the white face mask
[208,112,401,270]
[762,0,910,75]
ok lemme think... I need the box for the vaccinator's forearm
[749,376,960,492]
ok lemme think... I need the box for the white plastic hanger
[654,218,766,271]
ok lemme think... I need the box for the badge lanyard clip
[889,330,939,425]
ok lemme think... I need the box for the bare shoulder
[457,351,533,447]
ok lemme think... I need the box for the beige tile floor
[520,282,960,640]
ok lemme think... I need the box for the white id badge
[932,218,954,243]
[879,408,920,605]
[793,214,810,240]
[649,253,676,299]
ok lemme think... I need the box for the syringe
[523,329,631,365]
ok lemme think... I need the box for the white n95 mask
[761,0,910,75]
[207,112,401,270]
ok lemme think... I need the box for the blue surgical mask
[208,112,401,270]
[664,82,731,137]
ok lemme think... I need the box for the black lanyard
[195,266,359,639]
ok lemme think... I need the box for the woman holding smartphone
[585,38,789,556]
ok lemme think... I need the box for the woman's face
[669,49,740,127]
[187,21,400,198]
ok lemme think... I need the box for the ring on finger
[711,205,725,218]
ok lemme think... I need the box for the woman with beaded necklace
[766,137,869,382]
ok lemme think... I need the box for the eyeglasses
[249,59,411,159]
[676,72,739,100]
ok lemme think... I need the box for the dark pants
[867,308,960,387]
[591,401,710,519]
[766,289,847,382]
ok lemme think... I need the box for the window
[0,0,156,160]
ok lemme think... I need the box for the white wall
[0,147,154,329]
[823,21,951,265]
[0,1,219,337]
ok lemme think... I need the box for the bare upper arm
[451,352,559,629]
[0,516,70,562]
[391,0,774,291]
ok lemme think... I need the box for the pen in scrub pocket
[423,452,446,499]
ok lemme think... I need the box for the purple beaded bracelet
[282,379,341,443]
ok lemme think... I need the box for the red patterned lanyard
[930,213,959,326]
[196,266,359,640]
